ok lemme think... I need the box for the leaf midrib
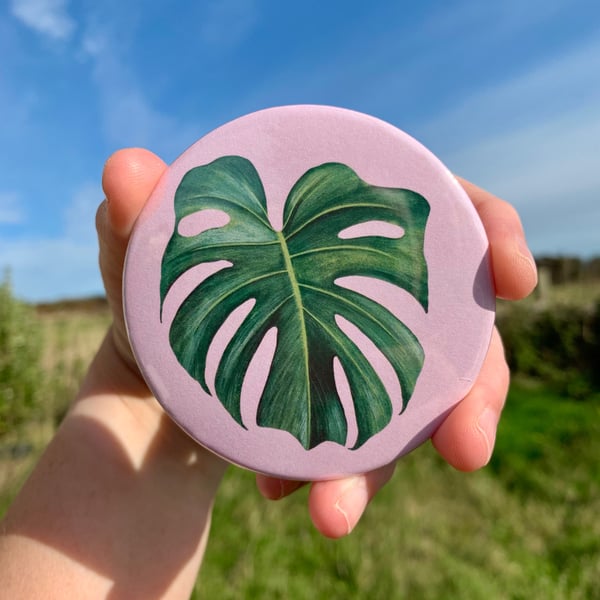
[277,230,311,440]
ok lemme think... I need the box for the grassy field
[0,299,110,511]
[194,379,600,599]
[1,296,599,599]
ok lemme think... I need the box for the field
[195,378,600,600]
[1,287,599,599]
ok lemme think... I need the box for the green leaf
[160,156,430,450]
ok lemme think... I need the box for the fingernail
[476,407,499,464]
[334,477,369,535]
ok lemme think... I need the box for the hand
[98,148,227,477]
[0,149,226,600]
[255,176,538,538]
[102,150,537,543]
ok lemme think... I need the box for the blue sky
[1,0,599,301]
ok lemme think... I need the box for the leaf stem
[277,231,311,443]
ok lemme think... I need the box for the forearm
[0,329,226,599]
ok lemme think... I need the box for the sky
[1,0,599,302]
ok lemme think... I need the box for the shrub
[0,273,43,437]
[497,300,600,398]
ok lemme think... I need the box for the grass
[0,299,110,512]
[194,379,600,599]
[1,290,599,599]
[36,302,111,421]
[497,278,600,317]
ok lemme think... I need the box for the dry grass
[0,299,110,507]
[37,303,110,374]
[524,278,600,309]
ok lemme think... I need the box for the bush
[0,273,43,436]
[497,300,600,397]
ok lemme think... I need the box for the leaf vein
[184,193,272,229]
[298,283,398,341]
[290,244,397,262]
[193,269,290,329]
[302,306,380,422]
[285,201,399,240]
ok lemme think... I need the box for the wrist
[0,329,227,599]
[73,329,227,483]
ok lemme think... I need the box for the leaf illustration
[160,156,430,450]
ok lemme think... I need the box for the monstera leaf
[160,156,430,450]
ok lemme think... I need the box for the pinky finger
[308,462,396,538]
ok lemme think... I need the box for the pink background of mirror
[123,105,495,480]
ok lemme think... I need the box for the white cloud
[443,103,600,206]
[420,35,600,155]
[0,183,104,301]
[0,192,25,225]
[10,0,76,41]
[0,236,101,302]
[444,106,600,257]
[80,24,201,160]
[417,35,600,258]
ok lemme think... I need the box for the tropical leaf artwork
[160,156,430,450]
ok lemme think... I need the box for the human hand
[102,150,537,540]
[98,148,171,387]
[0,149,227,600]
[255,176,538,538]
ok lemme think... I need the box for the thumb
[96,148,167,367]
[101,148,167,239]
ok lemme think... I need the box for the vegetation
[194,379,599,599]
[0,274,43,437]
[498,296,600,400]
[0,290,110,512]
[1,272,599,599]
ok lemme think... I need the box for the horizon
[18,254,598,307]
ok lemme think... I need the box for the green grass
[195,381,600,599]
[1,286,599,599]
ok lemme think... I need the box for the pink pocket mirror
[123,105,495,480]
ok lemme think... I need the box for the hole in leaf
[178,209,230,237]
[338,220,404,240]
[241,327,278,428]
[205,298,256,396]
[335,315,403,415]
[161,260,232,325]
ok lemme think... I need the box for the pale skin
[0,148,537,599]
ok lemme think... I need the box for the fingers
[431,327,509,471]
[256,462,396,539]
[298,329,507,538]
[457,177,538,300]
[308,463,396,538]
[255,475,306,500]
